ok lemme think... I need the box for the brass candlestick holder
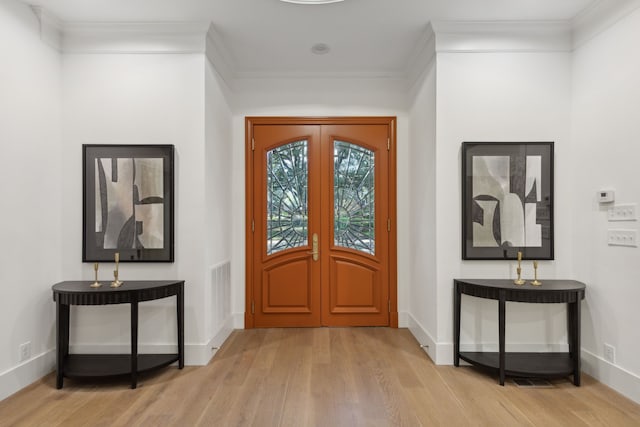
[530,260,542,286]
[90,262,102,288]
[110,252,124,288]
[514,251,525,285]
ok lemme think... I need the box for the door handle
[307,233,319,261]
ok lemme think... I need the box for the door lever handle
[307,233,319,261]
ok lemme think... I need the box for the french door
[245,117,397,328]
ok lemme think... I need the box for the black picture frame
[461,142,554,260]
[83,144,175,262]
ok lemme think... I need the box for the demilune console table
[52,280,184,389]
[454,279,585,386]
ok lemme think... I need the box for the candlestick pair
[513,252,542,286]
[88,253,124,288]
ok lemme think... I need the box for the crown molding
[572,0,640,49]
[430,20,572,53]
[405,24,436,92]
[61,21,210,54]
[205,24,237,89]
[30,5,640,97]
[30,6,62,51]
[233,69,405,81]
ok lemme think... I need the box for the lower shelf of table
[62,354,179,378]
[458,352,575,378]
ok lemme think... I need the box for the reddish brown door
[245,117,397,328]
[250,124,322,327]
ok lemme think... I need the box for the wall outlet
[19,342,31,362]
[607,229,637,247]
[608,203,637,221]
[603,343,616,364]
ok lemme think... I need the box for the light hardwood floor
[1,328,639,426]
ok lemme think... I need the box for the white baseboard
[0,316,239,402]
[458,343,569,352]
[69,343,204,365]
[582,349,640,404]
[69,314,238,367]
[187,315,235,366]
[232,312,245,329]
[204,313,235,364]
[0,350,55,401]
[6,323,638,406]
[406,313,574,366]
[406,313,450,364]
[407,314,436,362]
[406,314,640,405]
[398,311,409,328]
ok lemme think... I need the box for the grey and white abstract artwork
[471,155,541,248]
[95,157,164,249]
[462,142,553,260]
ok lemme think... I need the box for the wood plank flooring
[1,328,639,426]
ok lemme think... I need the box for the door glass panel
[334,140,375,255]
[266,140,308,255]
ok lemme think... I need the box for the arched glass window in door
[266,140,309,255]
[334,140,375,255]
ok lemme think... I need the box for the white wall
[0,0,62,401]
[434,51,573,362]
[407,59,438,359]
[571,6,640,402]
[61,53,210,363]
[229,78,411,325]
[204,59,234,350]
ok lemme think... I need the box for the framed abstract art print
[83,144,175,262]
[461,142,554,260]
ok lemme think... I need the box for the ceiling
[25,0,597,77]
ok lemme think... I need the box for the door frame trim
[244,116,398,328]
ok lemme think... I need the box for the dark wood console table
[454,279,585,386]
[52,280,184,389]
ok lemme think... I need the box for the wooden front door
[245,117,397,328]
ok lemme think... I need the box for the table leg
[454,281,461,367]
[568,298,581,386]
[177,284,184,369]
[498,291,506,386]
[130,297,139,389]
[56,301,70,389]
[567,302,575,358]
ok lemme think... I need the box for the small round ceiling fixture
[280,0,345,4]
[311,43,331,55]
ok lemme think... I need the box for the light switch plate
[607,229,637,247]
[608,203,637,221]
